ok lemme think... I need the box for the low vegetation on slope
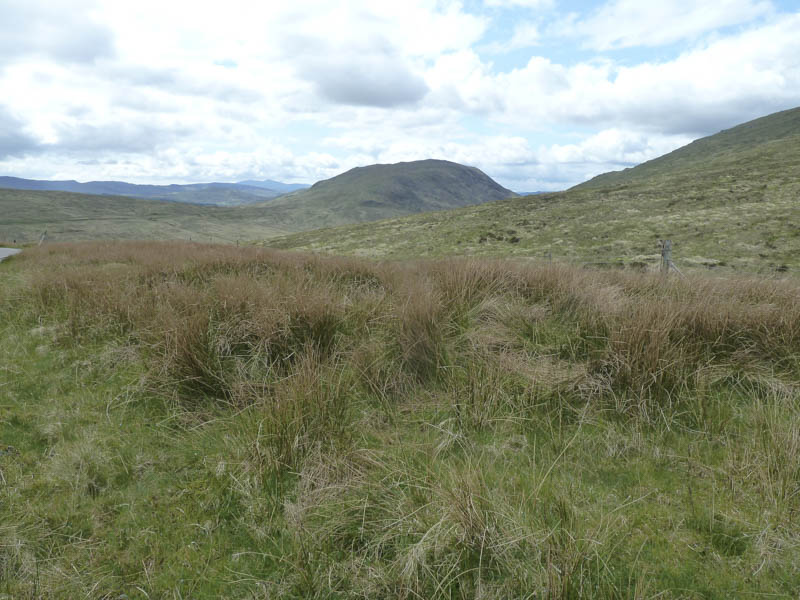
[0,188,291,244]
[267,108,800,273]
[1,160,516,245]
[575,106,800,190]
[1,242,799,597]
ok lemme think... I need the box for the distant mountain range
[0,176,310,206]
[236,180,310,194]
[0,158,516,243]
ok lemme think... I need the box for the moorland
[0,107,799,598]
[1,242,799,598]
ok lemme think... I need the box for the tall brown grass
[18,241,800,417]
[5,241,800,598]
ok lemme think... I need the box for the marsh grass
[1,241,799,598]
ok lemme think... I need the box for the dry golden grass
[18,241,800,422]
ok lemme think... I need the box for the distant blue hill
[237,179,310,194]
[0,176,310,206]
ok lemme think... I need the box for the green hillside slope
[0,188,290,244]
[575,106,800,189]
[267,107,800,272]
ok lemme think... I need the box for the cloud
[557,0,774,50]
[50,119,195,154]
[0,0,796,192]
[425,50,506,114]
[314,68,429,107]
[446,13,800,138]
[286,35,429,107]
[0,0,114,66]
[484,21,542,53]
[105,65,263,104]
[484,0,553,8]
[548,128,692,167]
[0,107,41,159]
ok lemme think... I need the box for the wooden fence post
[660,239,684,277]
[660,239,671,274]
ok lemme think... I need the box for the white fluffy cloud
[0,0,798,190]
[484,0,553,8]
[431,14,800,135]
[557,0,774,50]
[0,0,114,66]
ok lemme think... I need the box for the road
[0,248,21,262]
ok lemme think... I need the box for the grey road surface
[0,248,21,262]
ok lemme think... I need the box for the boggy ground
[0,241,799,598]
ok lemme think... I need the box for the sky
[0,0,799,192]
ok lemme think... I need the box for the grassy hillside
[0,188,291,244]
[267,108,800,273]
[575,106,800,189]
[262,159,516,231]
[1,160,514,243]
[1,241,799,597]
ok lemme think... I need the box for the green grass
[1,241,799,598]
[0,188,291,245]
[266,109,800,273]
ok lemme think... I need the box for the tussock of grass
[1,241,799,598]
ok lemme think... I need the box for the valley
[267,107,800,273]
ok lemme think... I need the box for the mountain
[266,107,800,272]
[256,159,516,231]
[0,177,301,206]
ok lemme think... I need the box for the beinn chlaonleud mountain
[256,158,517,231]
[268,106,800,272]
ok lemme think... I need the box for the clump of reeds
[19,241,800,415]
